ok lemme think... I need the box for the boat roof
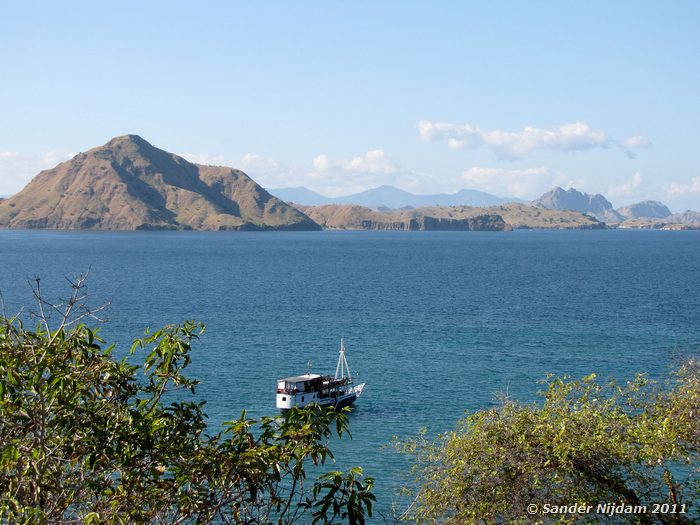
[278,373,323,383]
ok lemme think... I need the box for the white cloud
[343,149,401,174]
[624,134,652,149]
[666,176,700,196]
[418,121,483,150]
[181,152,226,165]
[312,155,332,172]
[231,153,303,190]
[0,150,74,195]
[456,166,577,199]
[622,134,652,159]
[238,153,281,172]
[419,120,609,160]
[179,150,309,192]
[41,150,76,166]
[607,172,644,198]
[302,149,412,196]
[308,150,400,175]
[181,151,285,173]
[661,177,700,212]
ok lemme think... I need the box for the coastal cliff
[358,215,510,231]
[293,204,510,231]
[295,203,603,230]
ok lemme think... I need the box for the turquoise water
[1,229,699,518]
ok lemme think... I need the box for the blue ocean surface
[1,229,699,519]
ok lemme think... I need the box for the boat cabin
[276,373,324,409]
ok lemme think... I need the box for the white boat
[276,339,366,411]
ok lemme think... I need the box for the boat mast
[335,338,352,382]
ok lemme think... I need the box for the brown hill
[0,135,320,231]
[619,211,700,230]
[426,204,606,229]
[294,204,391,229]
[296,203,605,230]
[294,204,510,231]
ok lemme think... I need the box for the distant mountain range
[272,185,699,227]
[531,186,698,226]
[0,135,319,231]
[268,185,523,208]
[666,210,700,224]
[532,187,624,223]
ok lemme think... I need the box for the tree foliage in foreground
[400,363,700,524]
[0,279,374,524]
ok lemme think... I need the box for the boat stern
[276,391,323,410]
[276,392,293,410]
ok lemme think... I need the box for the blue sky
[1,1,699,210]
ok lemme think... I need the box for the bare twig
[27,269,110,344]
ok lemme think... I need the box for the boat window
[301,396,305,402]
[282,396,286,401]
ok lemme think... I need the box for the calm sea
[1,229,699,519]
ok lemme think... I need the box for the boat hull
[280,395,356,412]
[278,383,365,411]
